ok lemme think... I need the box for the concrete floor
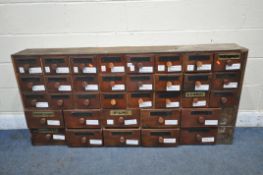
[0,128,262,175]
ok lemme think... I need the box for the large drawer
[180,128,217,145]
[31,129,66,145]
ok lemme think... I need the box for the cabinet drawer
[126,54,154,73]
[18,76,46,93]
[66,129,103,147]
[182,92,209,108]
[184,73,212,91]
[180,128,217,144]
[71,56,97,74]
[25,110,63,129]
[142,129,179,147]
[212,72,240,90]
[214,53,242,72]
[99,74,126,92]
[13,56,43,75]
[48,94,73,109]
[22,93,49,109]
[183,53,213,72]
[99,55,125,73]
[210,91,239,107]
[155,54,182,73]
[155,74,182,92]
[31,129,66,145]
[141,109,180,128]
[45,76,72,93]
[43,56,70,74]
[155,92,181,108]
[126,74,153,92]
[102,109,140,128]
[73,93,100,109]
[73,75,99,92]
[101,93,127,109]
[181,108,220,128]
[103,129,140,146]
[218,107,237,126]
[217,126,234,144]
[64,110,101,129]
[127,92,153,109]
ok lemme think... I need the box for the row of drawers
[31,127,234,146]
[25,108,237,129]
[17,72,241,93]
[22,90,239,109]
[13,52,243,75]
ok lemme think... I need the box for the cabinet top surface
[12,43,248,56]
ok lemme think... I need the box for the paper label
[36,102,49,108]
[29,67,42,74]
[58,85,71,91]
[56,67,69,73]
[112,84,125,91]
[195,84,209,91]
[85,84,98,91]
[196,64,211,71]
[32,85,45,92]
[124,119,137,125]
[187,65,195,71]
[193,100,206,107]
[205,120,218,126]
[166,102,180,108]
[202,137,215,143]
[83,67,97,73]
[111,66,125,73]
[86,120,99,125]
[139,101,152,108]
[107,119,114,125]
[166,85,180,91]
[47,120,60,126]
[223,82,238,89]
[73,66,79,73]
[101,65,106,72]
[163,138,176,143]
[129,65,135,71]
[19,67,25,73]
[165,120,178,125]
[45,66,50,73]
[158,65,165,71]
[126,139,139,145]
[168,65,182,72]
[225,63,241,70]
[89,139,102,145]
[53,134,65,140]
[139,84,152,90]
[139,66,153,73]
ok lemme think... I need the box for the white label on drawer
[166,85,180,91]
[163,138,176,143]
[139,101,152,108]
[47,120,60,126]
[226,63,241,70]
[58,85,71,91]
[165,120,178,125]
[126,139,139,145]
[195,84,209,91]
[112,84,125,91]
[45,66,50,73]
[111,66,125,73]
[201,137,215,143]
[83,67,96,73]
[139,84,152,90]
[127,63,133,67]
[205,120,218,126]
[187,65,195,71]
[32,85,45,92]
[86,120,99,125]
[124,119,137,125]
[53,134,65,141]
[89,139,102,145]
[36,102,49,108]
[19,67,25,73]
[223,82,238,89]
[56,67,69,73]
[85,84,98,91]
[166,102,180,108]
[158,65,165,71]
[101,65,106,72]
[197,64,211,71]
[73,66,79,73]
[193,100,206,107]
[29,67,42,74]
[168,65,182,72]
[127,63,135,71]
[139,66,153,73]
[107,119,114,125]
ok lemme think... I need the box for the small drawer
[180,128,217,145]
[103,129,140,146]
[99,55,125,73]
[126,54,154,73]
[99,74,126,92]
[155,92,181,109]
[13,56,43,75]
[183,53,213,72]
[101,93,127,109]
[142,129,179,147]
[155,54,182,73]
[214,53,242,72]
[181,108,220,128]
[45,76,72,93]
[71,56,97,74]
[127,92,153,109]
[102,109,140,128]
[48,94,73,109]
[64,109,101,129]
[218,107,237,126]
[126,74,153,92]
[155,74,182,92]
[73,75,99,92]
[31,129,66,145]
[212,72,241,90]
[184,73,212,91]
[18,76,46,93]
[25,110,64,129]
[66,129,103,147]
[73,93,100,109]
[182,92,209,108]
[210,91,239,107]
[141,109,180,128]
[217,126,234,144]
[43,56,70,74]
[22,93,49,109]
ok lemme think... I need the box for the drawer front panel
[180,128,217,144]
[103,129,140,146]
[183,53,213,72]
[214,53,242,72]
[155,74,182,92]
[49,94,73,109]
[127,92,153,108]
[155,92,181,108]
[127,74,153,92]
[71,56,97,74]
[155,54,182,73]
[99,55,125,73]
[126,55,154,73]
[13,57,42,75]
[74,93,100,109]
[101,93,127,109]
[73,75,99,92]
[45,76,72,93]
[182,92,209,108]
[31,129,66,145]
[18,76,46,93]
[100,74,126,92]
[210,91,239,107]
[212,72,240,90]
[184,73,212,92]
[43,56,70,74]
[22,93,50,109]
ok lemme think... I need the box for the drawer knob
[40,118,46,125]
[166,61,172,67]
[221,97,228,104]
[83,99,90,106]
[193,98,199,104]
[108,62,114,69]
[88,64,93,67]
[223,79,230,85]
[111,99,117,106]
[118,117,124,123]
[45,134,52,140]
[196,61,203,67]
[198,116,205,124]
[81,136,87,144]
[31,99,37,106]
[158,137,164,143]
[166,81,172,87]
[27,82,33,89]
[82,81,88,88]
[57,99,64,106]
[24,64,30,71]
[110,81,115,87]
[166,98,171,104]
[79,118,85,124]
[79,63,85,69]
[120,136,125,143]
[137,63,143,69]
[158,117,164,124]
[195,81,202,87]
[226,59,233,66]
[196,134,202,142]
[54,82,60,88]
[51,64,57,70]
[138,98,144,104]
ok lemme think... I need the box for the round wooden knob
[40,118,46,125]
[120,136,125,143]
[31,99,37,106]
[81,136,87,144]
[108,62,114,69]
[137,81,143,88]
[24,64,30,71]
[79,63,85,69]
[82,81,88,88]
[54,82,60,88]
[110,81,115,87]
[137,62,143,68]
[193,98,199,103]
[221,97,228,104]
[196,61,203,67]
[166,61,172,67]
[138,98,144,104]
[83,99,90,106]
[51,64,57,70]
[226,59,232,66]
[57,99,64,106]
[196,134,202,142]
[79,118,85,124]
[223,79,230,85]
[198,116,205,124]
[195,81,202,87]
[45,134,51,140]
[166,98,171,104]
[27,82,33,89]
[166,81,172,87]
[110,99,117,106]
[158,137,164,143]
[158,117,164,124]
[118,117,124,123]
[88,64,93,67]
